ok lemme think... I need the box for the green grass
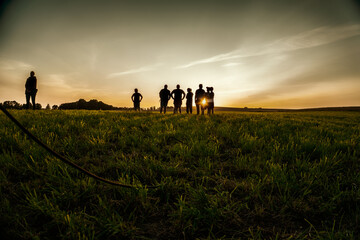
[1,110,359,239]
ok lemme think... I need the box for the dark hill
[59,99,129,110]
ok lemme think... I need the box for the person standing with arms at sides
[195,84,205,115]
[25,71,38,110]
[207,87,214,114]
[131,88,143,111]
[171,84,185,114]
[159,84,171,113]
[186,88,193,114]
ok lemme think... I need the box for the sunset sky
[1,0,359,108]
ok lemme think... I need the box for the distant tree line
[1,100,42,110]
[3,99,166,111]
[1,99,128,110]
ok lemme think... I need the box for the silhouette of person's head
[206,87,210,92]
[210,87,214,92]
[199,84,203,89]
[187,88,192,92]
[164,84,168,89]
[135,88,138,93]
[30,71,35,77]
[176,84,180,89]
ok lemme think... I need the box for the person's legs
[196,104,200,114]
[160,101,166,113]
[174,101,180,114]
[31,94,36,110]
[26,94,30,109]
[134,102,140,111]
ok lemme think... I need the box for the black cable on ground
[0,104,159,189]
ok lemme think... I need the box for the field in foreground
[0,110,359,239]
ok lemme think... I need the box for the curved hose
[0,105,159,189]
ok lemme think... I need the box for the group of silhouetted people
[24,70,214,114]
[132,84,214,115]
[194,84,214,115]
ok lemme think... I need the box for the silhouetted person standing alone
[195,84,205,115]
[159,84,171,113]
[186,88,193,114]
[131,88,143,111]
[171,84,185,114]
[25,71,38,110]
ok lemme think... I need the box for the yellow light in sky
[0,1,359,109]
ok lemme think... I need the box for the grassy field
[0,110,359,239]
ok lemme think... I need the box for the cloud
[0,59,34,90]
[176,24,360,69]
[267,24,360,53]
[222,62,242,67]
[236,77,360,108]
[0,59,33,71]
[107,63,163,78]
[176,51,241,69]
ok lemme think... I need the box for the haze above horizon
[1,0,359,108]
